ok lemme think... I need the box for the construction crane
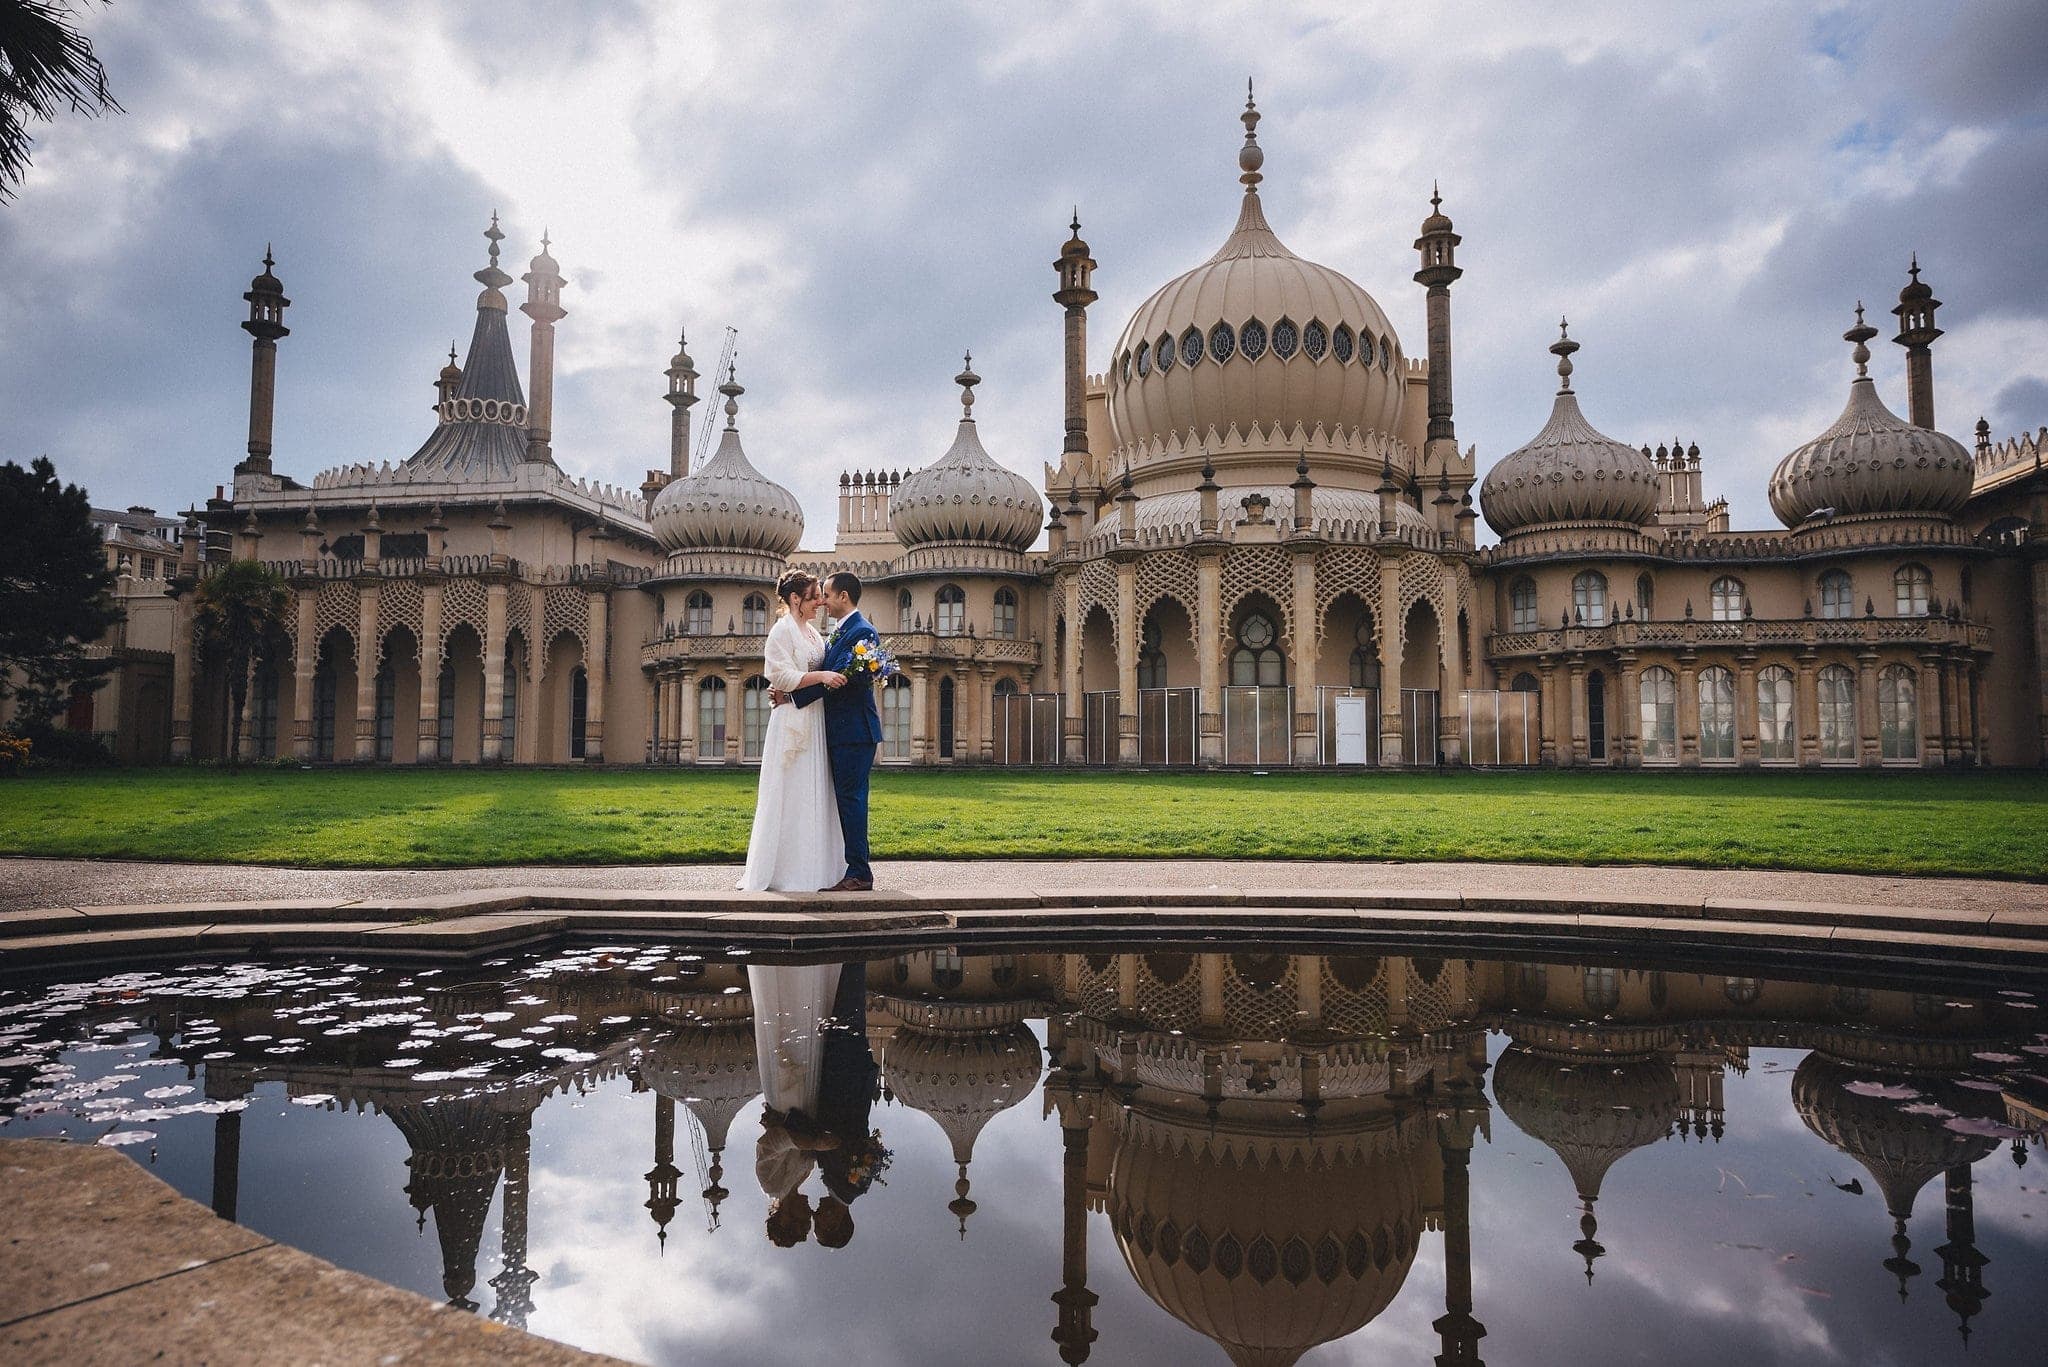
[692,326,739,472]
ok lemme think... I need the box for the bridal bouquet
[840,638,897,687]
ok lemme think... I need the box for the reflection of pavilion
[1042,950,1491,1367]
[639,1013,760,1240]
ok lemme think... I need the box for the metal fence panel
[1223,686,1293,766]
[1139,688,1198,766]
[1082,691,1117,766]
[1401,688,1440,767]
[1460,689,1538,766]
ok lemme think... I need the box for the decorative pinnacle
[1908,252,1920,283]
[474,214,513,291]
[263,243,275,272]
[956,351,979,417]
[541,227,551,251]
[1238,78,1263,193]
[1551,317,1579,392]
[1431,180,1442,212]
[486,211,503,262]
[1845,302,1878,377]
[720,351,744,428]
[1071,207,1081,235]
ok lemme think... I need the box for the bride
[738,570,848,892]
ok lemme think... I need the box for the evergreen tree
[0,455,121,730]
[193,559,288,765]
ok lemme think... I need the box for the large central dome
[1106,94,1404,471]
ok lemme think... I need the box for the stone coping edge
[1,885,2044,978]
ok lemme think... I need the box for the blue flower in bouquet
[841,637,898,685]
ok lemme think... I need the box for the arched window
[1817,664,1856,761]
[1572,571,1609,626]
[898,588,914,631]
[1349,619,1381,689]
[1331,323,1355,364]
[937,676,956,759]
[1894,564,1931,617]
[1302,319,1329,361]
[313,650,339,761]
[1639,666,1677,762]
[685,590,713,635]
[994,677,1018,695]
[935,584,966,636]
[1135,340,1151,376]
[1357,331,1375,367]
[1878,663,1918,761]
[1180,328,1204,368]
[1230,611,1284,686]
[698,676,727,757]
[1272,319,1299,359]
[993,587,1018,639]
[1381,335,1394,371]
[1119,351,1131,383]
[1137,617,1166,689]
[1587,669,1607,760]
[501,654,519,758]
[1511,672,1539,693]
[1756,665,1794,761]
[1698,665,1735,762]
[249,662,279,760]
[1582,966,1620,1013]
[1636,573,1655,619]
[1509,577,1537,632]
[880,676,911,760]
[741,676,771,760]
[436,662,456,761]
[930,948,964,991]
[374,661,397,761]
[1819,569,1853,619]
[741,593,768,636]
[568,665,588,759]
[1156,332,1175,373]
[1208,322,1235,363]
[1239,319,1268,360]
[1709,576,1745,622]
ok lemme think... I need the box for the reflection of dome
[645,1020,762,1154]
[1493,1046,1679,1203]
[891,360,1043,554]
[1480,324,1659,537]
[1105,94,1404,477]
[1768,310,1973,528]
[649,370,804,558]
[885,1022,1042,1233]
[1108,1110,1427,1367]
[1790,1054,1997,1222]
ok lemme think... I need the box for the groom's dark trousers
[791,608,883,885]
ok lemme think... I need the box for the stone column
[354,581,380,761]
[1059,571,1084,764]
[722,665,740,764]
[676,664,696,763]
[1115,557,1138,764]
[1857,649,1881,767]
[1942,655,1964,765]
[291,589,316,760]
[1615,651,1640,768]
[1566,657,1587,766]
[1797,651,1820,767]
[1377,556,1406,767]
[1290,549,1318,764]
[417,581,444,763]
[646,671,662,763]
[585,591,609,762]
[526,621,545,764]
[1735,649,1759,767]
[1195,549,1224,763]
[1198,954,1225,1030]
[910,663,931,764]
[1677,650,1699,768]
[1439,582,1465,765]
[1537,659,1558,765]
[169,593,195,761]
[1957,658,1980,765]
[1918,649,1945,767]
[482,582,507,762]
[977,664,997,762]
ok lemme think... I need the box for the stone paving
[0,1141,627,1366]
[3,854,2043,915]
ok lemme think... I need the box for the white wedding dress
[738,613,847,892]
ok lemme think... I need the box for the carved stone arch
[1395,555,1447,646]
[1313,545,1382,646]
[1136,549,1199,630]
[374,579,423,666]
[1077,557,1120,637]
[541,585,590,658]
[314,581,359,653]
[1220,546,1293,641]
[505,583,534,649]
[1139,588,1201,652]
[440,578,488,652]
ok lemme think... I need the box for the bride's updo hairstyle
[776,569,818,615]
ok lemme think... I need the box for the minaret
[237,247,290,477]
[1050,1083,1099,1364]
[1934,1163,1989,1344]
[664,329,701,479]
[487,1114,538,1331]
[1414,184,1463,449]
[1053,211,1098,482]
[1892,255,1942,430]
[520,230,567,464]
[645,1094,683,1249]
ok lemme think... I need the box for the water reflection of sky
[2,948,2043,1367]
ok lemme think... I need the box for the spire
[1846,302,1878,379]
[956,351,979,418]
[720,352,744,430]
[1238,79,1263,194]
[474,212,513,304]
[1552,317,1579,393]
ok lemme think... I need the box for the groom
[788,571,882,891]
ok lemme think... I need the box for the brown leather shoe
[820,876,874,892]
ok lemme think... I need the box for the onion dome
[249,244,284,296]
[890,356,1043,553]
[1108,1110,1428,1367]
[644,1020,763,1158]
[1768,305,1973,528]
[649,358,804,559]
[437,345,463,387]
[1480,321,1660,537]
[883,1021,1042,1235]
[1107,86,1404,473]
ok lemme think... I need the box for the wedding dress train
[738,613,846,892]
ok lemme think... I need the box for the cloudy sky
[3,0,2044,542]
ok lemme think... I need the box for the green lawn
[0,767,2043,878]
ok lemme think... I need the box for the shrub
[0,733,29,775]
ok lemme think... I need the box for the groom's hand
[768,686,788,706]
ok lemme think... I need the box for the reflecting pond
[2,943,2045,1366]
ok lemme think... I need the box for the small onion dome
[1768,306,1973,528]
[1789,1053,2000,1224]
[1479,321,1660,536]
[438,344,463,386]
[250,245,284,294]
[643,1019,762,1155]
[890,356,1043,551]
[1419,182,1453,236]
[1492,1045,1680,1205]
[649,363,804,555]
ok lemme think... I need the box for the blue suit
[791,609,882,883]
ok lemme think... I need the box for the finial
[1071,206,1081,235]
[1844,302,1878,377]
[541,227,551,251]
[486,211,503,263]
[448,343,458,365]
[720,351,744,428]
[1238,78,1263,193]
[263,243,275,271]
[1431,180,1441,212]
[1550,317,1579,393]
[956,352,979,417]
[1909,252,1920,283]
